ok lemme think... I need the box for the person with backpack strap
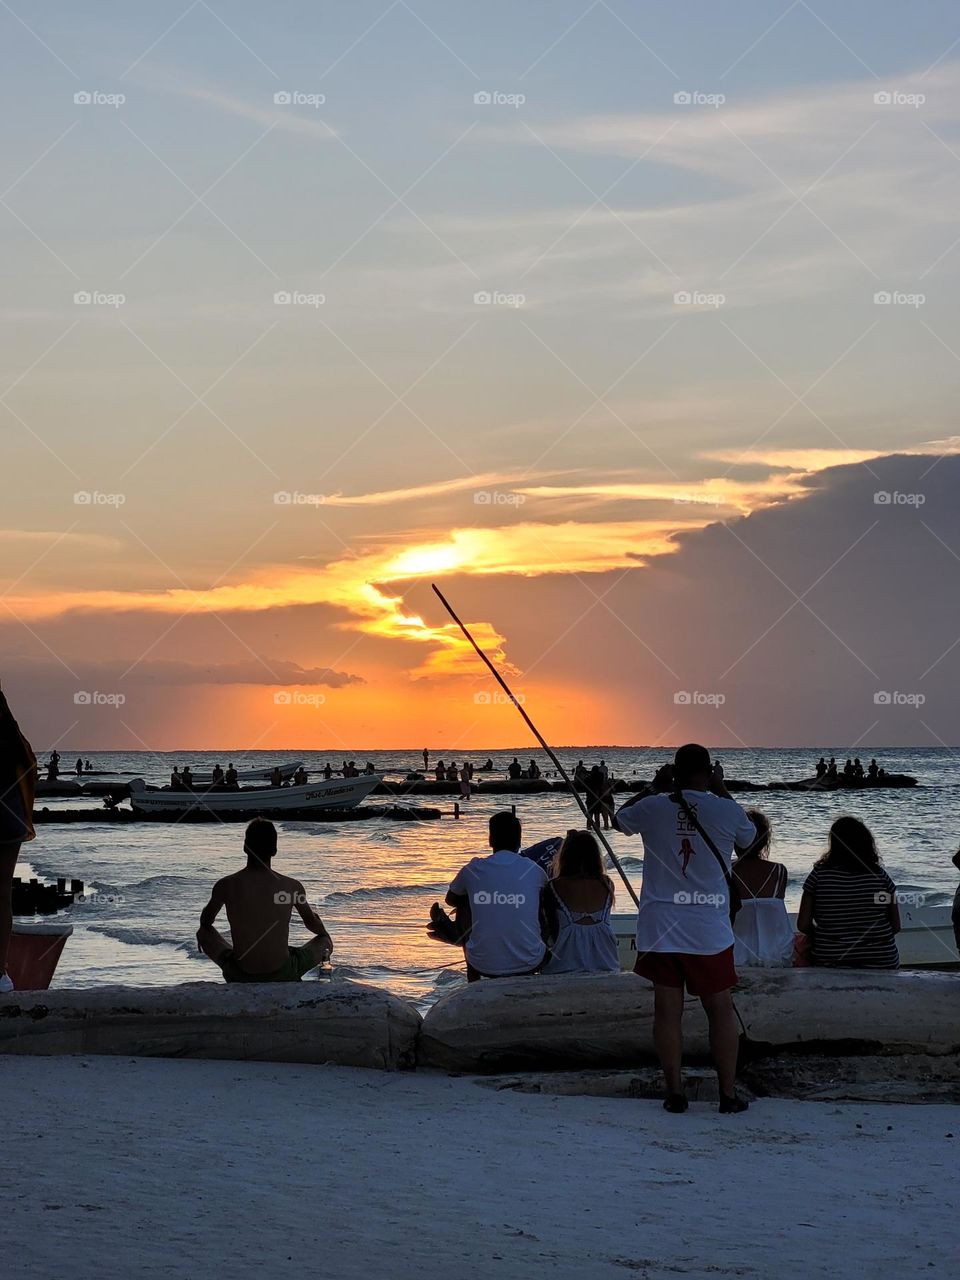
[615,743,755,1115]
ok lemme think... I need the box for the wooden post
[453,803,460,820]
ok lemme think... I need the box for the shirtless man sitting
[197,817,333,982]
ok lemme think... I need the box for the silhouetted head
[818,816,880,871]
[735,809,771,860]
[244,817,278,865]
[674,743,712,790]
[553,829,606,882]
[489,810,521,852]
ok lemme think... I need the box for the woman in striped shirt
[796,817,900,970]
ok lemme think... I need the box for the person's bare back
[220,866,303,973]
[197,818,333,982]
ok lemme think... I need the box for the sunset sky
[3,1,960,751]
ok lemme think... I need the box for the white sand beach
[4,1056,957,1280]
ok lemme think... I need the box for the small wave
[323,883,445,903]
[617,856,643,868]
[433,968,464,986]
[87,923,195,954]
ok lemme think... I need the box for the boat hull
[611,903,958,971]
[128,774,381,816]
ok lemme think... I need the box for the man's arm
[293,882,334,957]
[197,879,230,960]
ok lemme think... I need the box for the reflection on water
[24,747,960,1007]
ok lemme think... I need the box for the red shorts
[634,946,737,997]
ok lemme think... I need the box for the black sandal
[663,1092,689,1114]
[718,1093,749,1114]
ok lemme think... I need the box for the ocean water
[21,747,960,1008]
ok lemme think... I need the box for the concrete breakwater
[2,971,957,1100]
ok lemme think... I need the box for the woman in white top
[731,810,795,968]
[542,830,620,974]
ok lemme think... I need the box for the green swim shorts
[217,943,319,983]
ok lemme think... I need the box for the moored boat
[127,774,381,816]
[611,902,958,971]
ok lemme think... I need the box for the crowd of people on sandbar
[814,755,887,780]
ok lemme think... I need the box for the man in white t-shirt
[445,812,549,979]
[616,744,755,1115]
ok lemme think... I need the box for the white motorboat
[182,761,304,785]
[611,902,958,971]
[128,774,381,816]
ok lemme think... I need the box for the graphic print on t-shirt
[678,836,696,876]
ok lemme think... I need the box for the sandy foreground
[3,1057,958,1280]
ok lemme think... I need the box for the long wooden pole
[431,583,640,908]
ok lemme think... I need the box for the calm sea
[22,747,960,1008]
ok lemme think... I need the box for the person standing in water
[0,683,37,993]
[422,747,429,772]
